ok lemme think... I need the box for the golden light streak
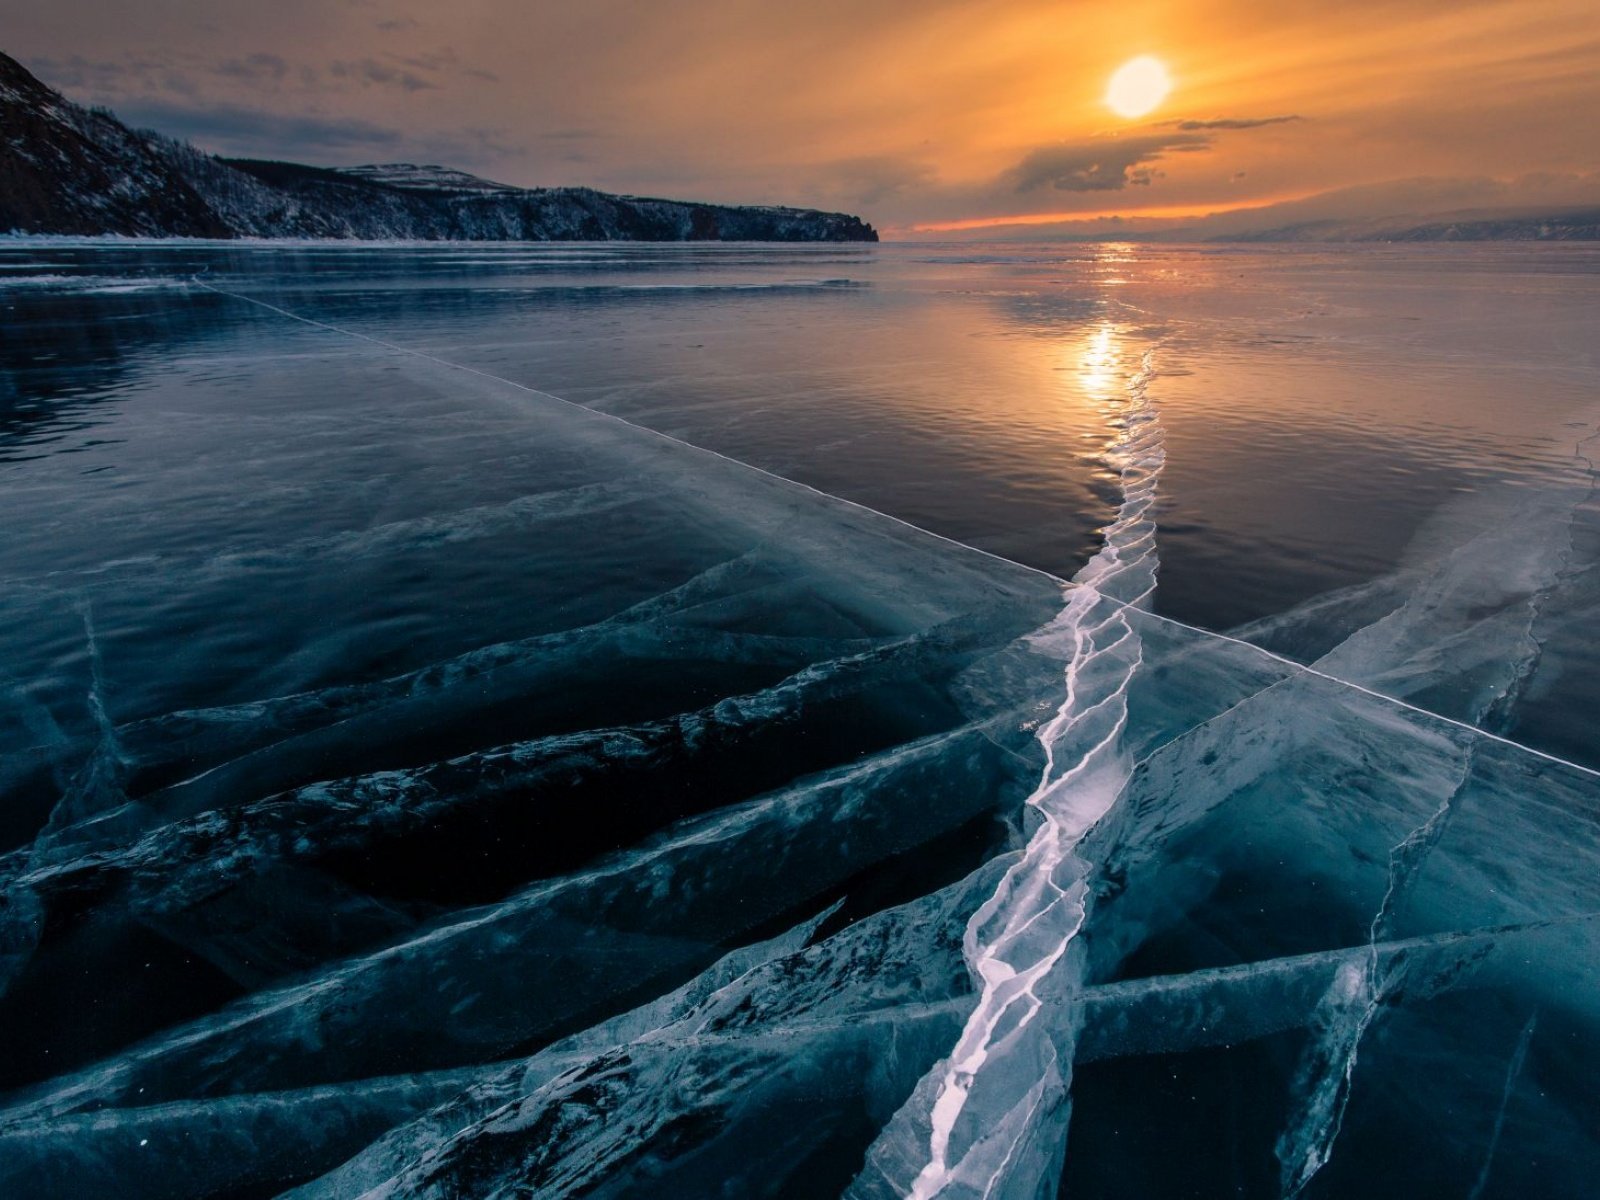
[1075,320,1121,402]
[903,190,1328,234]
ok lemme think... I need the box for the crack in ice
[905,350,1163,1200]
[1467,1013,1538,1200]
[1275,423,1600,1198]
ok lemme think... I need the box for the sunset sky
[6,0,1598,237]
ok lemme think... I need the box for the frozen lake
[1,240,1597,1198]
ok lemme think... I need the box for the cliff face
[0,52,877,242]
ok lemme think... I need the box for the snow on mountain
[336,163,524,194]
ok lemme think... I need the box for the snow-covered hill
[335,163,524,194]
[0,52,877,242]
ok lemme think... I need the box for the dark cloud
[214,53,290,84]
[29,46,491,106]
[392,47,499,82]
[1005,133,1211,193]
[116,101,408,154]
[27,53,201,99]
[322,48,499,90]
[28,53,131,85]
[394,49,457,71]
[330,57,435,92]
[376,18,419,32]
[118,99,524,171]
[1173,115,1302,131]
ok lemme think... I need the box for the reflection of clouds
[0,283,212,462]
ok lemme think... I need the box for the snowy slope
[336,163,523,194]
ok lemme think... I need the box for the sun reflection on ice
[1077,321,1121,404]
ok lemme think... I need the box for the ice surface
[2,244,1598,1198]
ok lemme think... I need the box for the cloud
[117,101,409,155]
[121,99,527,172]
[329,57,435,92]
[1173,115,1302,131]
[214,53,290,85]
[393,49,456,71]
[27,53,202,100]
[319,48,499,91]
[1005,133,1211,192]
[994,116,1298,201]
[27,46,495,106]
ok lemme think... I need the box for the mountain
[1223,207,1600,243]
[0,50,230,237]
[0,51,876,242]
[1175,176,1600,244]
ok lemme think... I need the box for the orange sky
[7,0,1599,237]
[910,191,1331,233]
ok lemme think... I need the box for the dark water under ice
[0,240,1597,1199]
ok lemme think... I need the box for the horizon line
[895,190,1329,235]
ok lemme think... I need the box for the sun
[1106,56,1171,119]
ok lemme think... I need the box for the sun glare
[1105,56,1171,119]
